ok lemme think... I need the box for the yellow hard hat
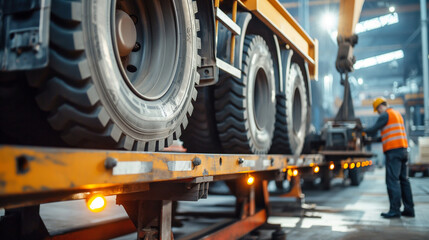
[373,97,386,112]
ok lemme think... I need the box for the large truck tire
[181,87,222,153]
[321,167,332,190]
[270,63,308,155]
[25,0,200,151]
[215,35,276,154]
[0,73,65,146]
[350,167,363,186]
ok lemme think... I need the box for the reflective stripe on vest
[382,135,408,145]
[380,108,408,152]
[381,129,407,138]
[382,123,403,132]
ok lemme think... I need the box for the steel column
[298,0,309,32]
[421,0,429,136]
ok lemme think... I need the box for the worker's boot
[401,209,415,217]
[380,211,401,218]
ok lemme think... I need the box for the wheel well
[195,0,217,86]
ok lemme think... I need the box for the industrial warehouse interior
[0,0,428,239]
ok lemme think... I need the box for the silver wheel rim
[111,0,179,100]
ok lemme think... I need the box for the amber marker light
[86,194,106,213]
[313,166,320,173]
[343,163,348,169]
[329,163,335,170]
[350,163,355,169]
[369,160,373,165]
[247,175,255,185]
[293,169,298,176]
[356,162,361,168]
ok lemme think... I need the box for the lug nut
[133,42,141,52]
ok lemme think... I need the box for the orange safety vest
[380,108,408,152]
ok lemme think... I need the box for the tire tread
[26,0,200,151]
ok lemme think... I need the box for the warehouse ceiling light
[354,50,404,69]
[321,12,337,30]
[330,13,399,42]
[355,12,398,34]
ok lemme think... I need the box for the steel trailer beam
[0,145,325,208]
[421,0,429,136]
[238,0,318,79]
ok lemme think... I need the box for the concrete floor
[1,168,428,239]
[267,167,429,240]
[170,167,429,240]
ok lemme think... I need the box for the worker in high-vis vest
[363,97,414,218]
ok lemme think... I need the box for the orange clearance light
[293,169,299,176]
[369,160,373,165]
[343,163,349,169]
[86,194,106,213]
[350,163,355,169]
[310,163,314,167]
[247,175,255,185]
[313,166,320,173]
[288,169,293,176]
[356,162,361,168]
[329,163,335,170]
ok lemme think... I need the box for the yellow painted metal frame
[230,0,238,64]
[238,0,318,79]
[338,0,365,37]
[216,0,239,65]
[0,145,324,196]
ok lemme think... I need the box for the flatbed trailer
[295,150,373,190]
[409,163,429,177]
[0,0,369,239]
[0,145,372,240]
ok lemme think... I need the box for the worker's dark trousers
[385,148,414,214]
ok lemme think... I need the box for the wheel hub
[115,10,137,57]
[112,0,179,101]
